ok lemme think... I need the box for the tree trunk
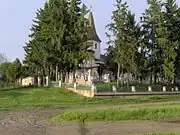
[55,65,58,81]
[73,70,76,83]
[83,66,86,80]
[150,72,153,85]
[154,74,157,84]
[62,71,65,83]
[117,63,120,86]
[121,68,124,85]
[43,76,45,86]
[127,72,130,87]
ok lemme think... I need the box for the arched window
[95,43,97,49]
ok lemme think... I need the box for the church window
[95,43,97,49]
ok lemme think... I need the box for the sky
[0,0,179,61]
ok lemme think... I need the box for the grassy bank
[53,104,180,121]
[0,86,180,109]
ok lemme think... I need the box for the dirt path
[46,121,180,135]
[0,101,180,135]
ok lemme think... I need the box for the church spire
[87,12,101,42]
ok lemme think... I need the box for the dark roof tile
[87,12,101,42]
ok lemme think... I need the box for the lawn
[53,104,180,121]
[0,86,180,109]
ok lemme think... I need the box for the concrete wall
[67,88,95,98]
[22,77,34,86]
[76,78,92,85]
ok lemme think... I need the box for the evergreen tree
[106,0,139,85]
[105,45,118,79]
[48,0,70,80]
[24,3,51,79]
[163,0,180,83]
[140,0,163,84]
[66,0,90,82]
[24,0,90,83]
[140,0,179,84]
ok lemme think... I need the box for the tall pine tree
[106,0,139,85]
[140,0,163,84]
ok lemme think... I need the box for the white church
[70,12,110,85]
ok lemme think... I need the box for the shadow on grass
[0,85,39,98]
[0,85,38,91]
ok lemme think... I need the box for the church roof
[87,12,101,43]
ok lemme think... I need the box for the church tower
[87,12,101,61]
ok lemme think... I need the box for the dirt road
[0,101,180,135]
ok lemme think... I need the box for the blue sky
[0,0,178,61]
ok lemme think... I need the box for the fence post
[59,80,62,87]
[148,86,152,92]
[132,86,136,92]
[112,85,117,93]
[175,87,179,92]
[46,76,49,86]
[171,87,174,92]
[38,77,41,87]
[163,86,166,92]
[74,82,77,91]
[91,83,97,92]
[91,83,95,91]
[91,83,96,98]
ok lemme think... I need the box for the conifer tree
[48,0,70,80]
[106,0,139,85]
[140,0,163,84]
[24,3,51,78]
[24,0,90,83]
[66,0,90,82]
[163,0,180,83]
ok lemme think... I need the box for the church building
[73,12,110,85]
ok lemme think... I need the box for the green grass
[138,133,180,135]
[0,86,180,109]
[53,104,180,121]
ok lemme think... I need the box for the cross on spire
[90,5,92,11]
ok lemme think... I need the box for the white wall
[88,40,101,60]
